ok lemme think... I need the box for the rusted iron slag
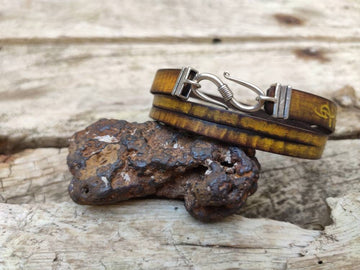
[67,119,260,221]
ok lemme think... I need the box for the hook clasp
[171,67,291,117]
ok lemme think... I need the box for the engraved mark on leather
[314,104,335,127]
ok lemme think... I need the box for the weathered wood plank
[0,148,69,204]
[1,43,359,152]
[0,1,358,269]
[1,193,359,269]
[242,139,360,229]
[1,140,359,230]
[1,0,359,41]
[287,193,360,269]
[0,199,320,270]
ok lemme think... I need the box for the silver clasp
[171,67,292,118]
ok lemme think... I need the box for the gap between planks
[2,36,360,46]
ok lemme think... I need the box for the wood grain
[0,148,69,204]
[1,193,358,269]
[1,0,359,41]
[1,139,359,230]
[1,43,360,152]
[0,199,320,270]
[242,139,360,229]
[288,193,360,269]
[1,1,359,268]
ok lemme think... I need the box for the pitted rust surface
[67,119,260,221]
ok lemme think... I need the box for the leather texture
[149,69,337,159]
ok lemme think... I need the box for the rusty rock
[67,119,260,221]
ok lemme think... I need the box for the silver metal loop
[171,66,292,118]
[184,79,201,89]
[223,72,264,96]
[223,72,265,112]
[257,95,277,103]
[191,73,229,109]
[191,72,267,112]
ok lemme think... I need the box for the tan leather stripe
[289,90,336,132]
[152,95,327,147]
[150,69,181,94]
[150,106,325,159]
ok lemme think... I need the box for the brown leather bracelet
[149,67,337,159]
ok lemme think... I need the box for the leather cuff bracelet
[149,67,337,159]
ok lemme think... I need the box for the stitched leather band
[149,69,336,159]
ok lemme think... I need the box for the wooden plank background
[1,1,360,269]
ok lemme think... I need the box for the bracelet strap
[264,86,336,133]
[149,69,336,159]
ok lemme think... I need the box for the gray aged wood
[0,148,69,204]
[1,140,358,230]
[1,43,359,152]
[1,1,359,269]
[288,193,360,269]
[0,193,358,269]
[1,0,360,40]
[242,139,360,229]
[1,0,360,152]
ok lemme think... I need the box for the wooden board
[0,193,358,269]
[1,0,360,153]
[1,0,360,41]
[1,139,359,230]
[288,193,360,269]
[1,1,360,268]
[1,43,360,152]
[242,139,360,229]
[0,148,69,204]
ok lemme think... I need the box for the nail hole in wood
[212,38,222,44]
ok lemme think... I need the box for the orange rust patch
[79,144,120,180]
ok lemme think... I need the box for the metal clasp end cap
[271,83,292,119]
[171,67,199,100]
